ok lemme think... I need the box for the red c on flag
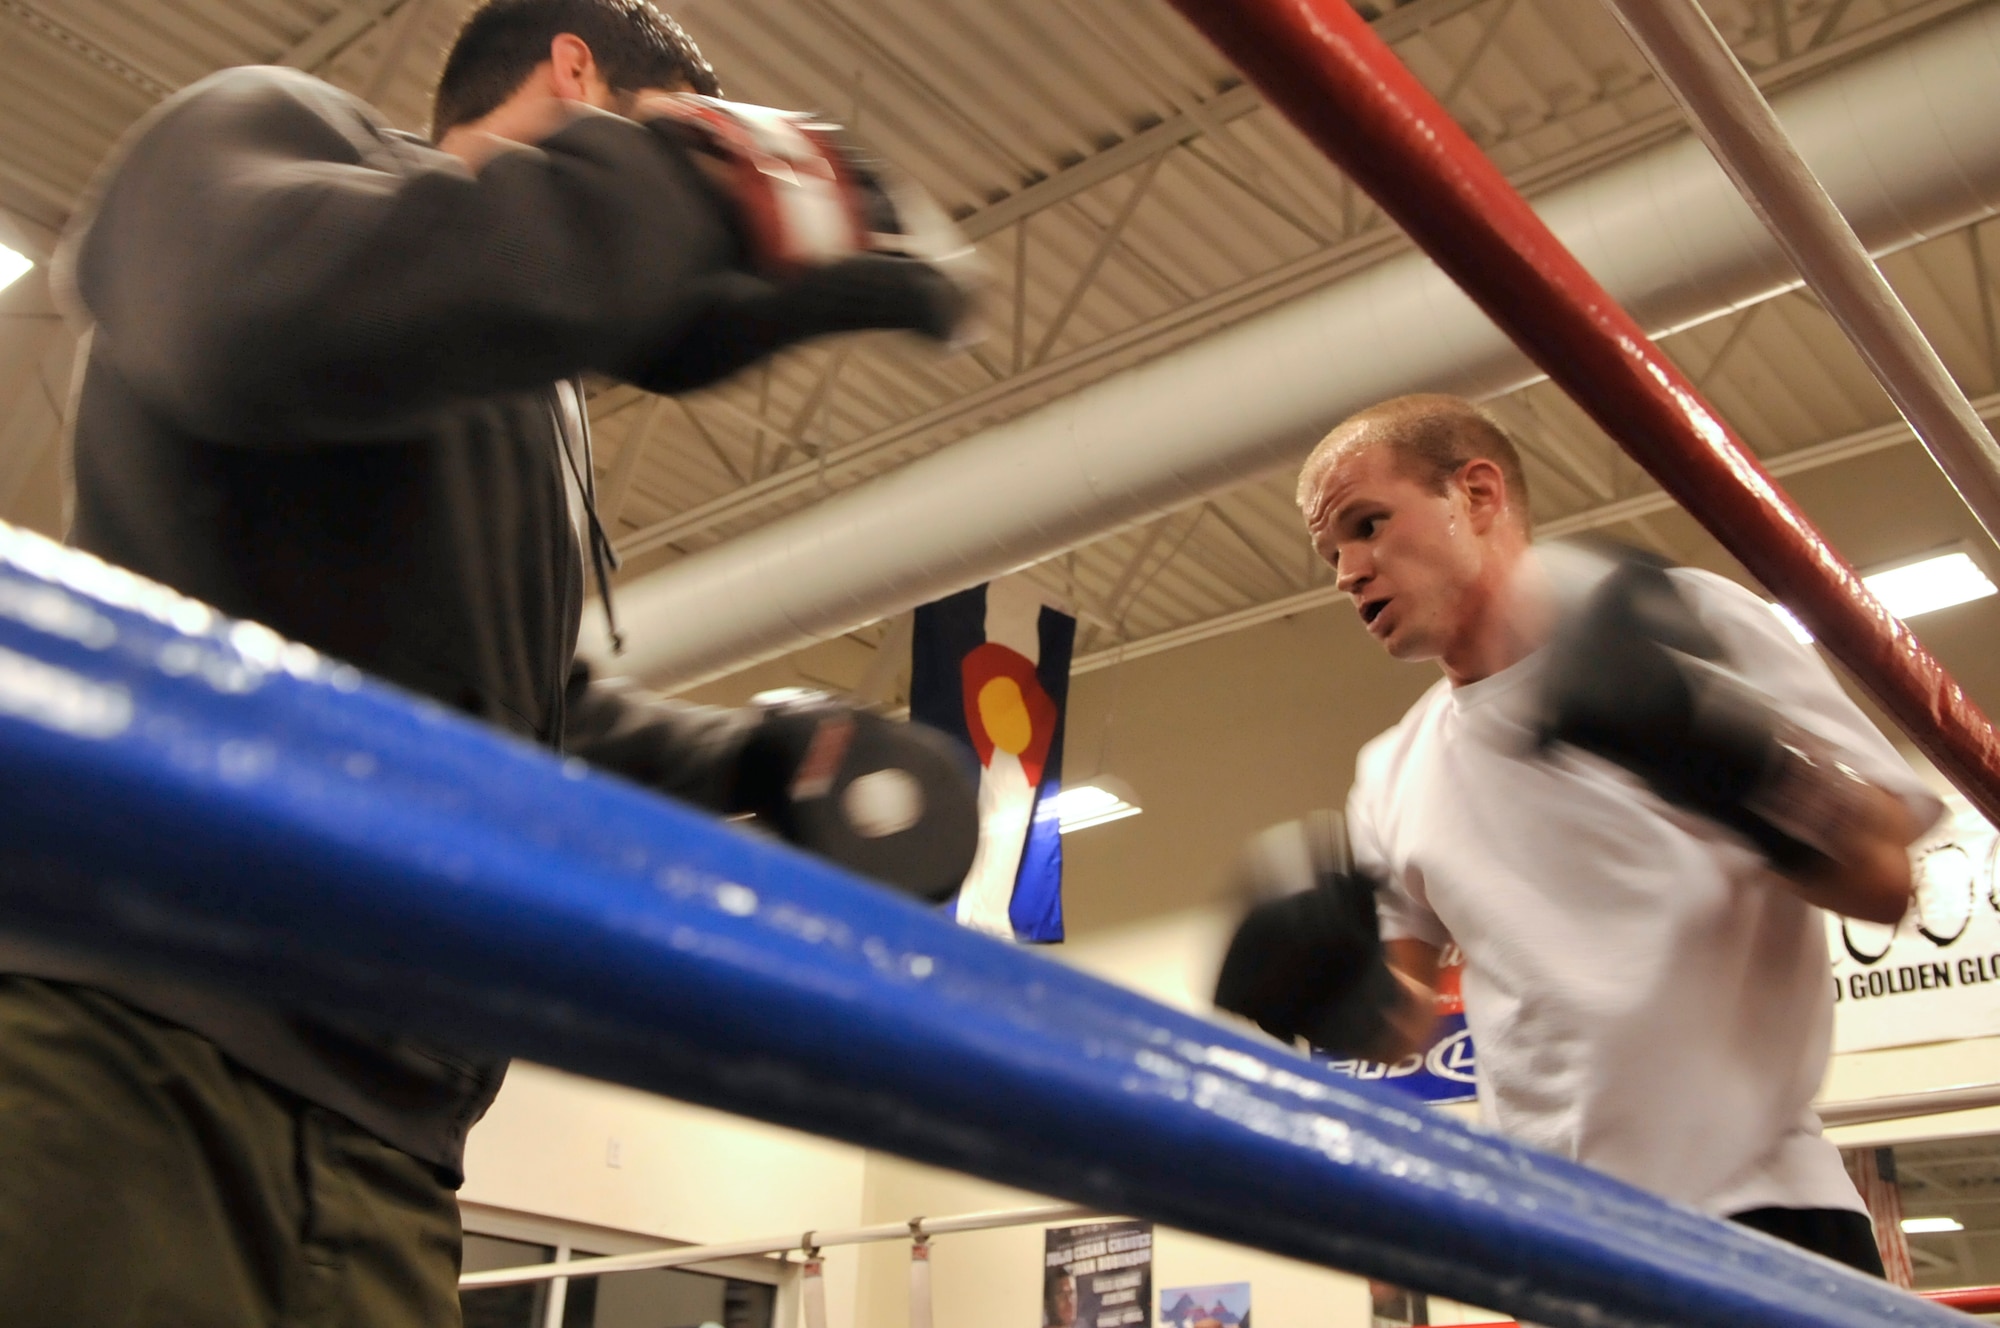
[960,641,1058,787]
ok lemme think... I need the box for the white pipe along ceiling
[585,4,2000,691]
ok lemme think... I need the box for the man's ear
[546,33,600,102]
[1457,457,1509,533]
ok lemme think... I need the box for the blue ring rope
[0,523,1960,1327]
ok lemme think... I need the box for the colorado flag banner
[910,579,1074,942]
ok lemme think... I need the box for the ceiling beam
[280,0,409,73]
[611,219,1400,561]
[617,0,1981,564]
[1029,155,1164,366]
[0,157,75,226]
[1068,392,2000,674]
[958,0,1491,242]
[961,84,1261,241]
[0,0,176,97]
[0,0,415,108]
[360,0,439,105]
[1367,0,1496,43]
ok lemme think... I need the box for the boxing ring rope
[1463,1286,2000,1325]
[1817,1080,2000,1129]
[458,1203,1092,1289]
[1443,1286,2000,1328]
[1597,0,2000,551]
[1160,0,2000,827]
[1930,1286,2000,1314]
[0,526,1969,1328]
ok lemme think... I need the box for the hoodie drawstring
[557,379,626,656]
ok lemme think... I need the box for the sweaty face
[1302,440,1484,663]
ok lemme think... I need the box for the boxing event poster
[1316,945,1477,1106]
[1829,793,2000,1053]
[1043,1221,1152,1328]
[1159,1282,1249,1328]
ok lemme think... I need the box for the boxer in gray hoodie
[0,3,977,1322]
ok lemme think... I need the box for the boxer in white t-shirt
[1213,393,1939,1274]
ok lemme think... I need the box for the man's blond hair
[1298,393,1532,532]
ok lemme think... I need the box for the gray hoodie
[20,63,944,1178]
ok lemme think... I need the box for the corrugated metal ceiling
[0,0,1990,684]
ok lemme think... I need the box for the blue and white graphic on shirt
[1317,945,1477,1106]
[1318,1012,1477,1106]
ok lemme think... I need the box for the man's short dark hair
[431,0,720,138]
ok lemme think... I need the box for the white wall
[850,1154,1378,1328]
[462,1063,868,1328]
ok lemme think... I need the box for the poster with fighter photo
[1043,1221,1153,1328]
[1316,945,1477,1105]
[1159,1282,1249,1328]
[1830,793,2000,1052]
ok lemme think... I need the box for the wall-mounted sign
[1830,795,2000,1053]
[1044,1221,1153,1328]
[1159,1282,1249,1328]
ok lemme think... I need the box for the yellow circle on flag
[977,676,1034,756]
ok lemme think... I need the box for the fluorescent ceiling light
[1047,778,1141,834]
[1901,1216,1965,1234]
[1870,551,1998,618]
[1773,550,1997,644]
[0,242,29,295]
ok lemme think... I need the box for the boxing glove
[566,672,978,902]
[641,93,983,343]
[1212,811,1410,1060]
[1534,545,1873,870]
[730,690,980,903]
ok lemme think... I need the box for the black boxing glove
[1534,545,1875,871]
[565,671,978,901]
[619,95,983,395]
[1212,811,1410,1060]
[627,256,969,396]
[729,690,980,903]
[642,94,981,331]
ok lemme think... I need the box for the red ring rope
[1163,0,2000,822]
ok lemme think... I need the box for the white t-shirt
[1348,568,1941,1216]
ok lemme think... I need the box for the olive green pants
[0,977,463,1328]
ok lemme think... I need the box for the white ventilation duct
[591,4,2000,689]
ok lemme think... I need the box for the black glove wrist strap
[1743,728,1875,867]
